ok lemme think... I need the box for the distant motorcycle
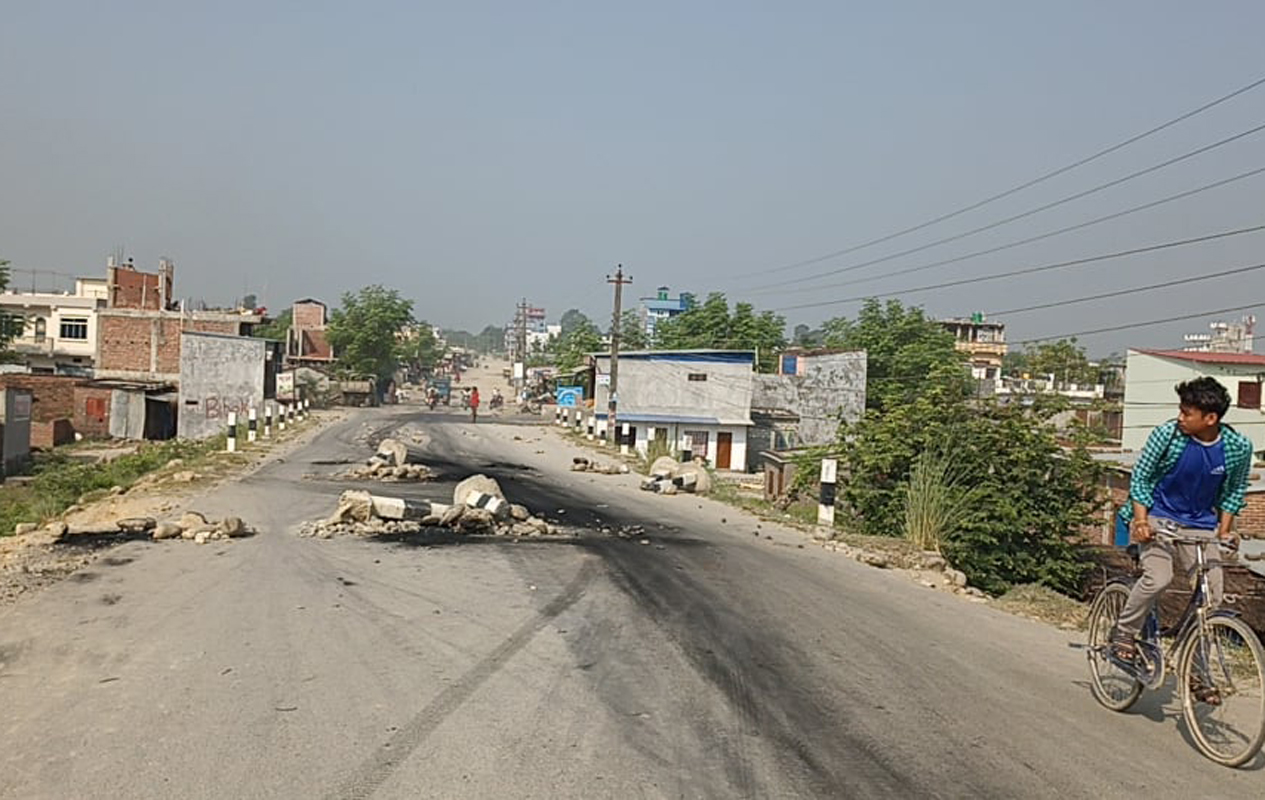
[489,393,504,410]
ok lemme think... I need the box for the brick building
[95,310,258,382]
[286,298,334,366]
[106,256,174,310]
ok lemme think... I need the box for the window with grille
[59,317,88,340]
[687,373,707,382]
[1237,381,1261,410]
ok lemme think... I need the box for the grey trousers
[1116,518,1224,637]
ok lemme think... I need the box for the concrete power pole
[515,298,529,392]
[606,265,632,447]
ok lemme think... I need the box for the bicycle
[1085,530,1265,766]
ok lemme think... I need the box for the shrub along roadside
[0,436,225,536]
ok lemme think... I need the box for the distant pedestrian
[470,387,480,423]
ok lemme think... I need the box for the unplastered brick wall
[98,314,244,375]
[74,385,113,439]
[0,375,81,422]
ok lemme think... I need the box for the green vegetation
[803,299,1104,595]
[1006,337,1098,385]
[653,293,786,372]
[0,437,225,536]
[617,308,647,351]
[326,285,415,382]
[820,298,967,413]
[251,308,292,342]
[549,311,603,372]
[902,444,980,553]
[0,259,24,357]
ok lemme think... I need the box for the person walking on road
[470,386,480,423]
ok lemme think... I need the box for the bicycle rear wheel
[1086,582,1143,712]
[1181,615,1265,767]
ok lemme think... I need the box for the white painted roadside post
[818,458,838,528]
[288,404,295,424]
[304,399,311,417]
[555,407,562,426]
[620,422,631,456]
[227,412,238,453]
[586,415,595,441]
[248,407,258,443]
[574,409,583,433]
[279,404,287,431]
[264,404,272,438]
[598,417,608,446]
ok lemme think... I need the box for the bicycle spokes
[1183,617,1265,767]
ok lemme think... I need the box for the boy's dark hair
[1176,376,1231,419]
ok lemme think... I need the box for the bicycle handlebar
[1153,529,1239,552]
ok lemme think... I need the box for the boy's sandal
[1109,631,1138,664]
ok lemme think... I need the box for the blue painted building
[638,286,695,342]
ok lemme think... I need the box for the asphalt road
[1,406,1262,799]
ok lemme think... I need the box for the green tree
[559,309,591,337]
[549,318,603,373]
[0,260,23,358]
[821,298,967,413]
[251,308,292,341]
[653,293,786,372]
[1024,338,1096,386]
[616,309,647,351]
[405,322,443,374]
[834,393,1103,594]
[326,285,415,382]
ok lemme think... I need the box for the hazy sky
[3,1,1263,354]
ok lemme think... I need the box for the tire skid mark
[327,559,599,800]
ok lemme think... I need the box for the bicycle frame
[1134,536,1238,688]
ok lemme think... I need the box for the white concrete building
[593,350,753,470]
[1122,348,1265,452]
[0,278,108,376]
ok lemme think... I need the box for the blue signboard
[556,386,583,408]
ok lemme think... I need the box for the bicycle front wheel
[1181,615,1265,767]
[1086,581,1143,712]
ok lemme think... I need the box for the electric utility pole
[515,298,528,392]
[607,265,632,445]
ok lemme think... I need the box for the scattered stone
[180,511,209,530]
[194,531,210,545]
[329,490,374,524]
[860,552,889,569]
[453,474,505,506]
[917,552,947,571]
[14,523,38,536]
[108,485,126,496]
[510,504,530,522]
[170,471,199,483]
[458,508,495,533]
[945,568,968,588]
[217,517,247,538]
[649,456,680,479]
[672,462,712,494]
[116,517,157,534]
[376,438,411,467]
[526,517,551,536]
[152,521,183,540]
[440,504,467,527]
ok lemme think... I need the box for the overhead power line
[1012,301,1262,347]
[987,261,1265,316]
[742,121,1265,293]
[771,223,1265,313]
[729,73,1265,281]
[767,164,1265,310]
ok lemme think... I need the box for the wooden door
[716,432,732,470]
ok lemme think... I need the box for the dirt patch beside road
[0,410,344,605]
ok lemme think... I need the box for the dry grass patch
[994,584,1088,630]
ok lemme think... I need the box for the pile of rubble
[570,456,630,475]
[108,512,252,544]
[301,474,557,539]
[341,438,433,482]
[639,456,712,495]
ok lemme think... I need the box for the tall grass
[638,438,677,474]
[902,445,978,553]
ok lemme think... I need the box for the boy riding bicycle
[1113,377,1253,684]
